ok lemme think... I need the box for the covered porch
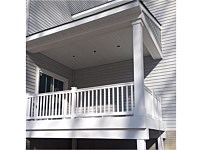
[26,1,164,149]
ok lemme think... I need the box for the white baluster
[92,90,94,113]
[131,85,133,111]
[117,87,119,112]
[95,90,98,113]
[126,86,128,112]
[100,89,102,114]
[108,88,110,113]
[121,86,124,112]
[84,91,86,114]
[88,90,90,113]
[104,88,106,113]
[112,88,115,112]
[51,94,55,116]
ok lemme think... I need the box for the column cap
[71,87,77,90]
[131,19,144,26]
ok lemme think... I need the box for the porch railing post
[71,87,77,119]
[34,95,38,118]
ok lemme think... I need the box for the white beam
[132,19,146,116]
[137,139,146,150]
[72,0,133,20]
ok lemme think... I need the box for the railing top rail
[27,89,72,97]
[144,85,161,102]
[76,82,134,92]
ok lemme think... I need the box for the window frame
[35,66,68,94]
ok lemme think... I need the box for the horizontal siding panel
[147,4,176,13]
[154,9,176,16]
[26,54,36,94]
[26,82,35,89]
[145,74,176,81]
[145,82,176,88]
[144,0,176,7]
[145,67,176,76]
[145,78,176,85]
[146,71,175,79]
[162,103,176,108]
[162,107,176,112]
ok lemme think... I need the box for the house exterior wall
[26,54,37,94]
[26,0,176,149]
[73,59,133,88]
[143,0,176,149]
[26,52,73,94]
[27,0,110,36]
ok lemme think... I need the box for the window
[38,71,66,93]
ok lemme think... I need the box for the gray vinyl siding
[27,0,111,36]
[67,0,110,15]
[143,0,176,131]
[26,54,37,94]
[27,0,72,35]
[73,60,133,88]
[26,52,73,91]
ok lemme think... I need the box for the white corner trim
[72,0,133,20]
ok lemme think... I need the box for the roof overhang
[26,0,162,62]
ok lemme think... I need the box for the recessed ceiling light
[117,45,120,48]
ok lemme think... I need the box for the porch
[26,1,165,149]
[26,82,164,140]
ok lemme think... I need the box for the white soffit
[41,26,150,70]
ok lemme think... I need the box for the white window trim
[35,66,68,94]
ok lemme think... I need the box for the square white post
[72,138,77,150]
[137,139,146,150]
[71,87,77,119]
[132,19,146,116]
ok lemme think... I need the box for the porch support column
[137,139,146,150]
[72,139,77,150]
[158,136,164,150]
[132,19,146,116]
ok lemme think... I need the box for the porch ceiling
[41,25,150,70]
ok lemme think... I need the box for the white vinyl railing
[26,82,162,121]
[75,82,134,118]
[26,82,134,120]
[26,90,73,120]
[145,86,162,121]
